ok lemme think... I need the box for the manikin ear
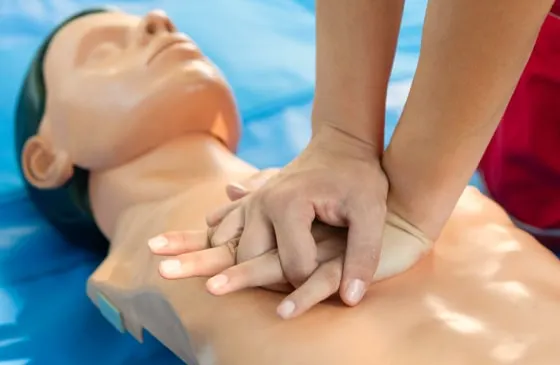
[21,135,74,189]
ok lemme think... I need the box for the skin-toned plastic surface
[19,10,560,365]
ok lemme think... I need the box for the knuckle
[261,186,288,208]
[211,212,244,246]
[212,226,243,247]
[348,197,386,220]
[285,269,303,284]
[286,262,316,285]
[225,238,240,260]
[207,226,218,243]
[315,198,344,225]
[264,179,304,205]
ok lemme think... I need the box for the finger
[158,244,237,279]
[209,206,245,247]
[276,256,344,320]
[148,230,208,255]
[261,282,294,294]
[226,183,250,201]
[205,250,288,295]
[272,200,318,286]
[311,224,347,251]
[226,168,280,201]
[236,209,276,263]
[315,236,345,263]
[340,199,385,307]
[205,198,245,227]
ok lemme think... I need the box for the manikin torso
[95,150,560,365]
[19,9,560,365]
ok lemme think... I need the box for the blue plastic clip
[96,292,125,333]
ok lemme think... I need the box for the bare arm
[383,0,555,238]
[312,0,405,154]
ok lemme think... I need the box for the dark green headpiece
[15,8,112,255]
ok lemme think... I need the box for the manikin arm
[383,0,555,239]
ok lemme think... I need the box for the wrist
[311,97,385,157]
[309,122,383,161]
[381,146,456,240]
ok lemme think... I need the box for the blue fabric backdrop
[0,1,430,364]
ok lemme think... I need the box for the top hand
[206,127,389,306]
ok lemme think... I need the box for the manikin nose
[142,10,176,35]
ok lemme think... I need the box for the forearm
[312,0,405,154]
[383,0,554,238]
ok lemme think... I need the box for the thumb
[226,168,280,201]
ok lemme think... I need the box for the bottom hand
[149,213,432,319]
[149,224,347,319]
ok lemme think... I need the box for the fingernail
[345,279,365,305]
[207,274,229,291]
[148,236,168,251]
[227,183,247,198]
[160,259,182,275]
[277,300,296,319]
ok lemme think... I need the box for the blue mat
[0,1,427,364]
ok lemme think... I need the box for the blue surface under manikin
[0,1,428,364]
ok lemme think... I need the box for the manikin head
[15,8,240,252]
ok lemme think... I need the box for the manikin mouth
[147,37,198,65]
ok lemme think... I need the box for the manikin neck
[87,133,249,239]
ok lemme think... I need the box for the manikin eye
[85,43,121,65]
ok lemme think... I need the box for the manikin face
[40,10,238,170]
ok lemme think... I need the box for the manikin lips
[148,38,197,64]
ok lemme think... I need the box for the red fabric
[552,0,560,16]
[478,11,560,247]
